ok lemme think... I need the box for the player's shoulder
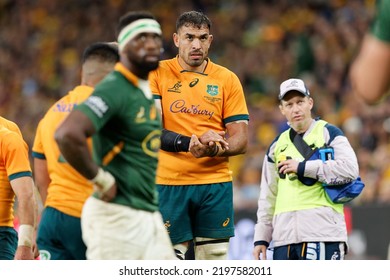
[0,116,22,135]
[0,125,23,143]
[50,92,73,110]
[206,59,238,78]
[156,58,177,71]
[99,70,128,90]
[40,92,75,121]
[149,58,178,82]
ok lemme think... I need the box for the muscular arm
[190,122,247,158]
[33,158,50,204]
[350,34,390,104]
[55,110,116,202]
[11,176,35,260]
[12,177,35,228]
[54,110,98,180]
[221,121,248,157]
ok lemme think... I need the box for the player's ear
[208,34,213,44]
[173,33,179,48]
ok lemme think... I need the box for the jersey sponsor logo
[222,218,230,227]
[206,85,219,96]
[142,130,161,158]
[168,81,182,93]
[203,95,221,104]
[85,96,108,117]
[135,107,146,123]
[189,78,199,87]
[170,99,214,119]
[53,101,77,113]
[280,145,288,152]
[136,106,159,123]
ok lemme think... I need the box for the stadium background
[1,0,389,259]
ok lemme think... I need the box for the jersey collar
[114,62,139,87]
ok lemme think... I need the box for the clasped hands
[189,130,229,158]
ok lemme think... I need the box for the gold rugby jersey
[149,57,249,185]
[32,86,94,218]
[0,120,32,227]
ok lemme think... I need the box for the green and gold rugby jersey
[75,63,161,212]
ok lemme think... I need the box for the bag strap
[289,129,317,160]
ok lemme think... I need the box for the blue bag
[318,147,365,204]
[289,129,364,204]
[324,176,365,204]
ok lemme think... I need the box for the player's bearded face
[184,50,207,67]
[135,56,159,72]
[181,41,209,68]
[175,25,212,69]
[127,48,160,72]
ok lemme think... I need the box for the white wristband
[18,224,34,248]
[91,167,115,194]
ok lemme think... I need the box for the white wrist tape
[18,224,34,248]
[91,168,115,194]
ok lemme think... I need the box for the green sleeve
[75,74,126,132]
[371,0,390,42]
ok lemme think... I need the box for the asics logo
[222,218,230,227]
[189,78,199,87]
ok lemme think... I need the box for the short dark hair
[82,42,119,64]
[117,11,157,37]
[176,11,211,32]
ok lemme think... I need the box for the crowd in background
[1,0,389,210]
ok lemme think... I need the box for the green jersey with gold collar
[75,63,161,212]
